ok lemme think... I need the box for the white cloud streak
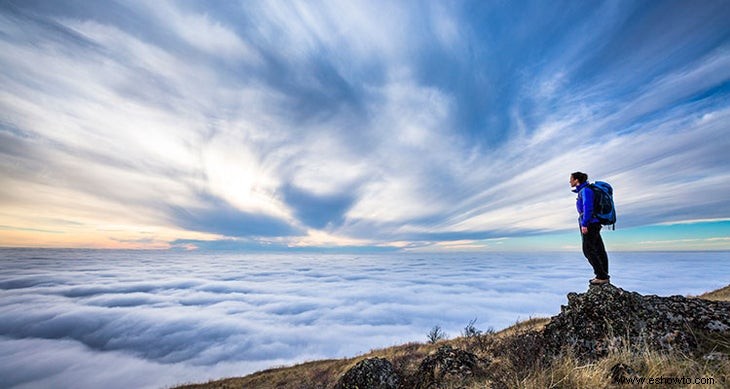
[133,0,260,63]
[0,1,728,248]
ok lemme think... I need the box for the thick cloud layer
[1,1,729,249]
[1,249,728,388]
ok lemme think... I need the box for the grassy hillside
[698,284,730,302]
[175,285,730,389]
[174,318,550,389]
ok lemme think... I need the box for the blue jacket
[573,182,599,227]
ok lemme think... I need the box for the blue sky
[0,0,729,251]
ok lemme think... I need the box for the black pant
[582,223,609,280]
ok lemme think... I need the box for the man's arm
[581,186,594,228]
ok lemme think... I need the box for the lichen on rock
[335,357,400,389]
[542,283,730,359]
[413,345,488,389]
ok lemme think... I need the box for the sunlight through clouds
[0,1,729,250]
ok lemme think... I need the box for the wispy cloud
[0,1,729,249]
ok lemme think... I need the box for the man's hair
[571,171,588,184]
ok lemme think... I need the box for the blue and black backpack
[589,181,616,229]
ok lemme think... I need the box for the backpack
[589,181,616,229]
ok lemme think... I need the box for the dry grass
[494,316,551,337]
[176,326,729,389]
[506,346,730,389]
[697,285,730,302]
[174,342,443,389]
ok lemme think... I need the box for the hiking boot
[589,278,610,285]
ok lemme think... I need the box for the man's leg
[583,224,609,280]
[593,225,610,279]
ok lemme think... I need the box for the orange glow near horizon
[0,225,221,250]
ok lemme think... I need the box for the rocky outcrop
[335,357,399,389]
[542,283,730,359]
[336,284,729,389]
[413,345,487,388]
[337,346,487,389]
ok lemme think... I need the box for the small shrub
[427,325,447,344]
[462,318,482,338]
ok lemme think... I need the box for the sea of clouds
[1,249,728,388]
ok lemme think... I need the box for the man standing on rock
[570,172,610,285]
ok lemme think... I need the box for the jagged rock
[336,357,400,389]
[413,345,487,388]
[542,283,730,359]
